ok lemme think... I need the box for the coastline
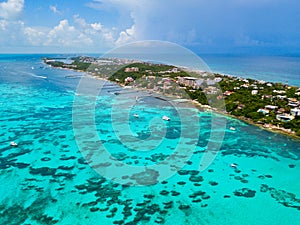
[44,59,300,141]
[191,99,300,140]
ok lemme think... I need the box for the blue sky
[0,0,299,54]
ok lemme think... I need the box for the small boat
[162,116,170,121]
[230,127,236,131]
[133,114,139,118]
[230,163,237,168]
[10,141,18,147]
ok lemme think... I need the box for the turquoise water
[0,55,300,225]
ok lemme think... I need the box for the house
[257,109,270,115]
[265,105,278,111]
[125,67,139,72]
[171,68,179,73]
[276,95,287,100]
[124,77,134,83]
[288,98,300,107]
[238,104,245,110]
[205,86,219,95]
[262,95,272,100]
[273,90,286,94]
[278,108,286,114]
[276,114,295,122]
[291,108,300,117]
[224,91,235,96]
[177,77,204,89]
[251,90,258,95]
[288,102,299,107]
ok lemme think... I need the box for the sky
[0,0,299,54]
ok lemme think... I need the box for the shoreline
[89,73,300,141]
[44,59,300,141]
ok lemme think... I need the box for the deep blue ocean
[0,54,300,225]
[201,54,300,87]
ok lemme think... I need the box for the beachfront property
[124,76,134,83]
[276,114,295,122]
[177,77,201,89]
[177,76,222,89]
[257,108,270,115]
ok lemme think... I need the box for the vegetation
[109,63,188,82]
[43,57,300,137]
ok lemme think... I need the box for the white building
[276,114,295,122]
[251,90,258,95]
[291,108,300,117]
[265,105,278,111]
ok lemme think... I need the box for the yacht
[10,141,18,147]
[162,116,170,121]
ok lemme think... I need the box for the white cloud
[91,22,102,31]
[116,24,136,45]
[0,0,24,20]
[49,5,61,15]
[24,26,46,46]
[73,14,88,28]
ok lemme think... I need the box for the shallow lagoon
[0,55,300,225]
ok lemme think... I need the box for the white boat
[133,114,139,118]
[162,116,170,121]
[230,163,237,168]
[230,127,236,131]
[10,141,18,147]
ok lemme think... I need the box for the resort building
[276,114,295,122]
[125,67,139,72]
[177,77,204,89]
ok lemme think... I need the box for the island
[43,56,300,138]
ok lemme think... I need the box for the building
[124,77,134,83]
[276,95,287,100]
[265,105,278,111]
[125,67,139,72]
[276,114,295,122]
[177,77,204,89]
[223,91,235,96]
[291,108,300,117]
[273,90,286,94]
[257,109,270,115]
[251,90,258,95]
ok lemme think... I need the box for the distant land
[44,56,300,138]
